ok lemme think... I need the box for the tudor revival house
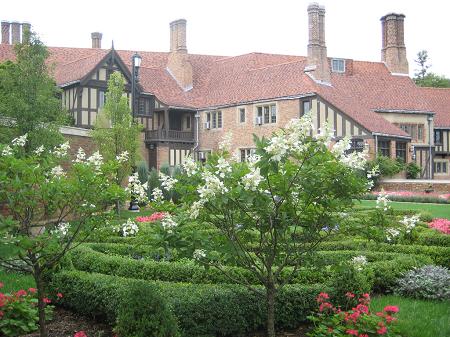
[0,4,449,179]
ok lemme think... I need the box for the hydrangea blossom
[126,172,149,204]
[399,214,420,233]
[121,219,139,237]
[216,157,232,178]
[116,151,129,163]
[51,222,70,238]
[190,199,205,219]
[332,137,368,170]
[151,187,164,203]
[376,190,390,211]
[1,145,13,156]
[193,249,206,260]
[11,134,28,147]
[159,172,178,191]
[34,145,45,156]
[50,165,66,179]
[161,214,178,233]
[53,142,70,158]
[241,166,263,191]
[218,132,233,151]
[266,135,290,161]
[74,148,86,163]
[386,228,400,242]
[198,171,228,200]
[314,122,335,146]
[182,155,197,177]
[351,255,368,271]
[86,151,103,171]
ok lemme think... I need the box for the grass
[371,295,450,337]
[0,268,35,293]
[357,200,450,219]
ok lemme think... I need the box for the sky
[3,0,450,77]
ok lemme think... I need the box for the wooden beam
[164,108,170,131]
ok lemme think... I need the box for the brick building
[0,4,449,179]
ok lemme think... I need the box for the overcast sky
[3,0,449,77]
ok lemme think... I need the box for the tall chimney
[1,21,10,44]
[91,32,102,48]
[167,19,193,91]
[22,22,31,43]
[305,3,331,84]
[380,13,409,74]
[11,21,20,44]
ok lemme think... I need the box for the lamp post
[128,52,142,212]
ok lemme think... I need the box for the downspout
[193,112,200,157]
[428,115,433,179]
[374,134,378,158]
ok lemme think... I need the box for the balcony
[145,129,195,143]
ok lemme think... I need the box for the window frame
[255,103,277,125]
[395,141,407,163]
[378,140,391,157]
[331,59,345,73]
[238,107,246,123]
[434,130,443,145]
[434,159,449,175]
[240,148,256,162]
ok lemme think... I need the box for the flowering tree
[0,135,126,337]
[174,115,369,337]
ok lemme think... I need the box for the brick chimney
[22,22,31,43]
[1,21,10,44]
[11,21,20,44]
[167,19,193,91]
[91,32,102,48]
[380,13,409,75]
[305,3,331,84]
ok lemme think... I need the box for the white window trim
[204,110,223,130]
[331,58,346,73]
[434,159,449,175]
[237,106,246,124]
[254,102,278,126]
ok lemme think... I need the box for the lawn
[0,268,35,293]
[371,295,450,337]
[358,200,450,219]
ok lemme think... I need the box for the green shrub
[365,156,403,183]
[360,193,449,204]
[416,230,450,247]
[115,282,179,337]
[136,161,149,185]
[406,162,421,179]
[52,270,328,337]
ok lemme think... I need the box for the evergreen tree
[414,50,450,88]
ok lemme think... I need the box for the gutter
[371,132,411,140]
[193,113,200,155]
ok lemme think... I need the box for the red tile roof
[1,43,446,137]
[417,87,450,128]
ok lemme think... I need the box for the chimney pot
[170,19,187,52]
[11,21,20,44]
[380,13,409,74]
[1,21,10,44]
[91,32,102,48]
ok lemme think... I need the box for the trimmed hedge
[361,193,449,204]
[52,270,327,337]
[318,240,449,266]
[416,230,450,248]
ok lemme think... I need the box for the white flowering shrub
[351,255,368,271]
[121,219,139,237]
[174,114,369,336]
[126,172,149,204]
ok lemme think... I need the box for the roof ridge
[248,59,306,71]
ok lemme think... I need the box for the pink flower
[317,292,330,303]
[356,304,369,314]
[16,289,27,297]
[359,334,369,337]
[57,292,63,298]
[428,218,450,234]
[319,302,333,312]
[346,329,359,336]
[74,332,88,337]
[136,212,167,223]
[386,315,396,324]
[383,305,399,313]
[377,326,387,335]
[43,297,51,304]
[0,282,3,288]
[346,292,355,299]
[28,288,37,293]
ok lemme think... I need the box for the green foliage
[366,156,403,180]
[405,162,421,179]
[136,160,149,184]
[52,269,328,337]
[361,193,449,204]
[115,282,179,337]
[415,73,450,88]
[0,31,66,152]
[416,230,450,248]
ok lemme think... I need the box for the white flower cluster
[34,145,45,156]
[351,255,368,271]
[376,190,390,211]
[151,187,164,203]
[265,134,290,161]
[366,165,380,190]
[218,132,233,151]
[332,137,368,170]
[314,123,335,147]
[182,155,198,177]
[50,165,66,179]
[159,172,178,191]
[399,214,420,234]
[121,219,139,237]
[1,145,13,156]
[241,156,263,192]
[216,157,232,178]
[193,249,206,261]
[198,171,229,200]
[161,214,178,233]
[74,148,86,163]
[51,222,70,238]
[126,172,149,204]
[53,142,70,158]
[116,151,129,163]
[386,228,400,242]
[86,151,103,171]
[190,200,205,219]
[12,134,28,147]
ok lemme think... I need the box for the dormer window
[331,59,345,73]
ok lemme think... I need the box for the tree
[91,71,143,212]
[0,136,126,337]
[173,116,369,337]
[0,30,66,152]
[414,50,450,88]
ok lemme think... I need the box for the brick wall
[377,181,450,193]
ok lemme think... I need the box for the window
[331,59,345,73]
[396,142,407,162]
[186,115,191,129]
[217,111,222,128]
[395,123,425,142]
[239,108,246,123]
[205,111,222,129]
[434,130,443,145]
[301,100,311,116]
[99,91,106,109]
[434,161,448,174]
[240,148,256,162]
[256,104,277,124]
[346,139,365,154]
[378,140,390,157]
[212,112,217,129]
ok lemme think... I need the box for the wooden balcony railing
[145,129,195,143]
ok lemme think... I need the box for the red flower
[377,326,387,335]
[386,315,396,323]
[383,305,399,313]
[74,332,88,337]
[319,302,333,312]
[345,292,355,299]
[356,304,369,314]
[349,311,361,323]
[376,311,385,317]
[43,297,51,304]
[359,334,369,337]
[346,329,359,336]
[28,287,37,293]
[328,327,334,333]
[16,289,27,297]
[57,292,63,298]
[317,292,330,303]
